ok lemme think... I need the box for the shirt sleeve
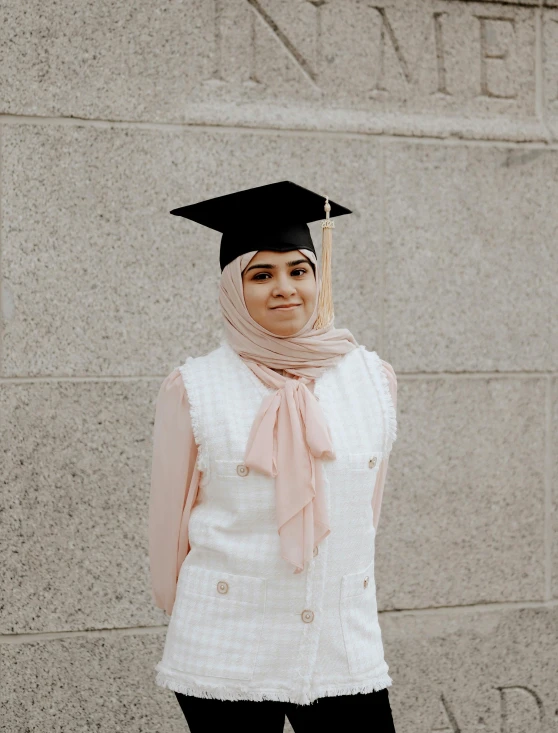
[148,367,201,616]
[372,360,398,531]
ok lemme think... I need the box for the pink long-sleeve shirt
[149,361,397,616]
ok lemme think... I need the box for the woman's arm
[372,361,397,531]
[148,368,200,616]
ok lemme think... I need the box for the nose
[272,272,297,297]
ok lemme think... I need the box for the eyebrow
[244,258,310,274]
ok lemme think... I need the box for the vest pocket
[214,459,247,478]
[348,451,383,472]
[340,560,384,675]
[166,564,266,681]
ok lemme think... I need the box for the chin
[259,309,311,336]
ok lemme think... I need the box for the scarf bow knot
[244,369,335,572]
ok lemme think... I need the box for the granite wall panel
[0,632,185,733]
[0,1,554,140]
[0,378,167,633]
[384,142,558,372]
[375,376,547,609]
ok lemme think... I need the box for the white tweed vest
[155,340,397,704]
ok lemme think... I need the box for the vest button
[301,609,314,623]
[236,464,249,477]
[363,576,369,589]
[217,581,229,594]
[368,456,377,469]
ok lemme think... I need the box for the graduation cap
[170,180,352,329]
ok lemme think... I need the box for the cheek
[243,282,268,314]
[301,278,318,305]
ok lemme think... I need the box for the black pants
[175,688,396,732]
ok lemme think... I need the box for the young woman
[149,182,398,732]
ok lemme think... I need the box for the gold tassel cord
[314,197,334,329]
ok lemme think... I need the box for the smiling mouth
[271,304,301,310]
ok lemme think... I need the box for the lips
[271,304,301,309]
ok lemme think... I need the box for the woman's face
[242,249,317,336]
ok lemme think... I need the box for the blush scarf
[218,249,359,572]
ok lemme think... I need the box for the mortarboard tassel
[314,197,335,329]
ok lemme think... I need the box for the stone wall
[1,1,556,731]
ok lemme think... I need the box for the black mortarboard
[170,180,352,329]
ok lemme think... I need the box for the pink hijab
[219,249,359,572]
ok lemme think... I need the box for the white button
[217,581,229,594]
[363,576,369,589]
[236,464,249,477]
[313,546,319,557]
[301,609,314,623]
[368,456,377,469]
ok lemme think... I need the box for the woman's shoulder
[176,343,239,390]
[158,343,228,399]
[378,358,396,384]
[358,346,396,381]
[157,366,187,403]
[358,347,397,404]
[179,342,228,369]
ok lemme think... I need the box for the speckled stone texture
[544,7,558,138]
[374,376,546,609]
[0,378,168,633]
[383,606,558,733]
[0,632,185,733]
[383,142,558,373]
[0,0,555,141]
[552,377,558,600]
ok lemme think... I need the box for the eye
[251,267,308,281]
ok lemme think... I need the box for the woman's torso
[155,340,396,704]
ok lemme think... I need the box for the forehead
[247,250,310,264]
